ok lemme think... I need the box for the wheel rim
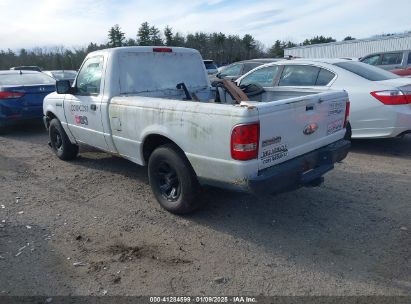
[50,127,63,151]
[156,161,181,202]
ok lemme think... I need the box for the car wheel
[49,118,78,160]
[148,144,201,214]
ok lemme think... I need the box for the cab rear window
[119,52,208,93]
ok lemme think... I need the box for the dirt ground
[0,123,410,296]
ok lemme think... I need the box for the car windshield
[0,73,56,86]
[334,61,399,81]
[204,62,217,70]
[51,71,77,80]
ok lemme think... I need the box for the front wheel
[49,118,78,160]
[148,144,201,214]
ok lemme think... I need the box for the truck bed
[109,88,348,188]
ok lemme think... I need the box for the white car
[236,59,411,138]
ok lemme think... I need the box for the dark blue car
[0,70,55,130]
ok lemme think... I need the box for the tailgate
[257,91,348,171]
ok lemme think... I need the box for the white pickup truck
[43,46,350,214]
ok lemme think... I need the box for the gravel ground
[0,123,410,296]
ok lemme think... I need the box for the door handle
[90,104,97,111]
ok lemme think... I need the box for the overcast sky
[0,0,409,50]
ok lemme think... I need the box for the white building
[284,33,411,59]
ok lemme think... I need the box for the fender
[140,125,187,164]
[43,94,77,144]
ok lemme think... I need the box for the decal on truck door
[71,104,89,113]
[75,115,88,126]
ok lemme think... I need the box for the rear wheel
[344,122,352,141]
[49,118,78,160]
[148,144,200,214]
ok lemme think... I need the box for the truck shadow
[350,134,411,159]
[72,151,149,184]
[190,170,410,294]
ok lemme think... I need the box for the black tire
[49,118,78,160]
[148,144,200,214]
[344,121,352,141]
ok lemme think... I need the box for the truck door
[64,55,108,151]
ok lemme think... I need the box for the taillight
[344,100,350,128]
[231,123,259,161]
[370,90,411,105]
[153,47,172,53]
[0,91,25,99]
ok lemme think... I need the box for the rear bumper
[0,104,43,126]
[248,139,351,194]
[0,116,43,127]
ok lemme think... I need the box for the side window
[220,64,242,77]
[316,68,335,85]
[279,65,320,86]
[381,53,402,65]
[240,66,280,87]
[407,53,411,65]
[361,55,380,65]
[76,56,104,95]
[243,63,261,74]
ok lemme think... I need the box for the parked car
[360,50,411,76]
[236,59,411,139]
[43,46,350,214]
[203,60,218,75]
[10,66,42,72]
[0,70,55,130]
[211,58,283,83]
[43,70,77,84]
[217,65,227,72]
[339,57,359,61]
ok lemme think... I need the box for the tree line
[0,22,356,70]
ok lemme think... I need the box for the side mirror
[216,72,222,79]
[56,80,72,94]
